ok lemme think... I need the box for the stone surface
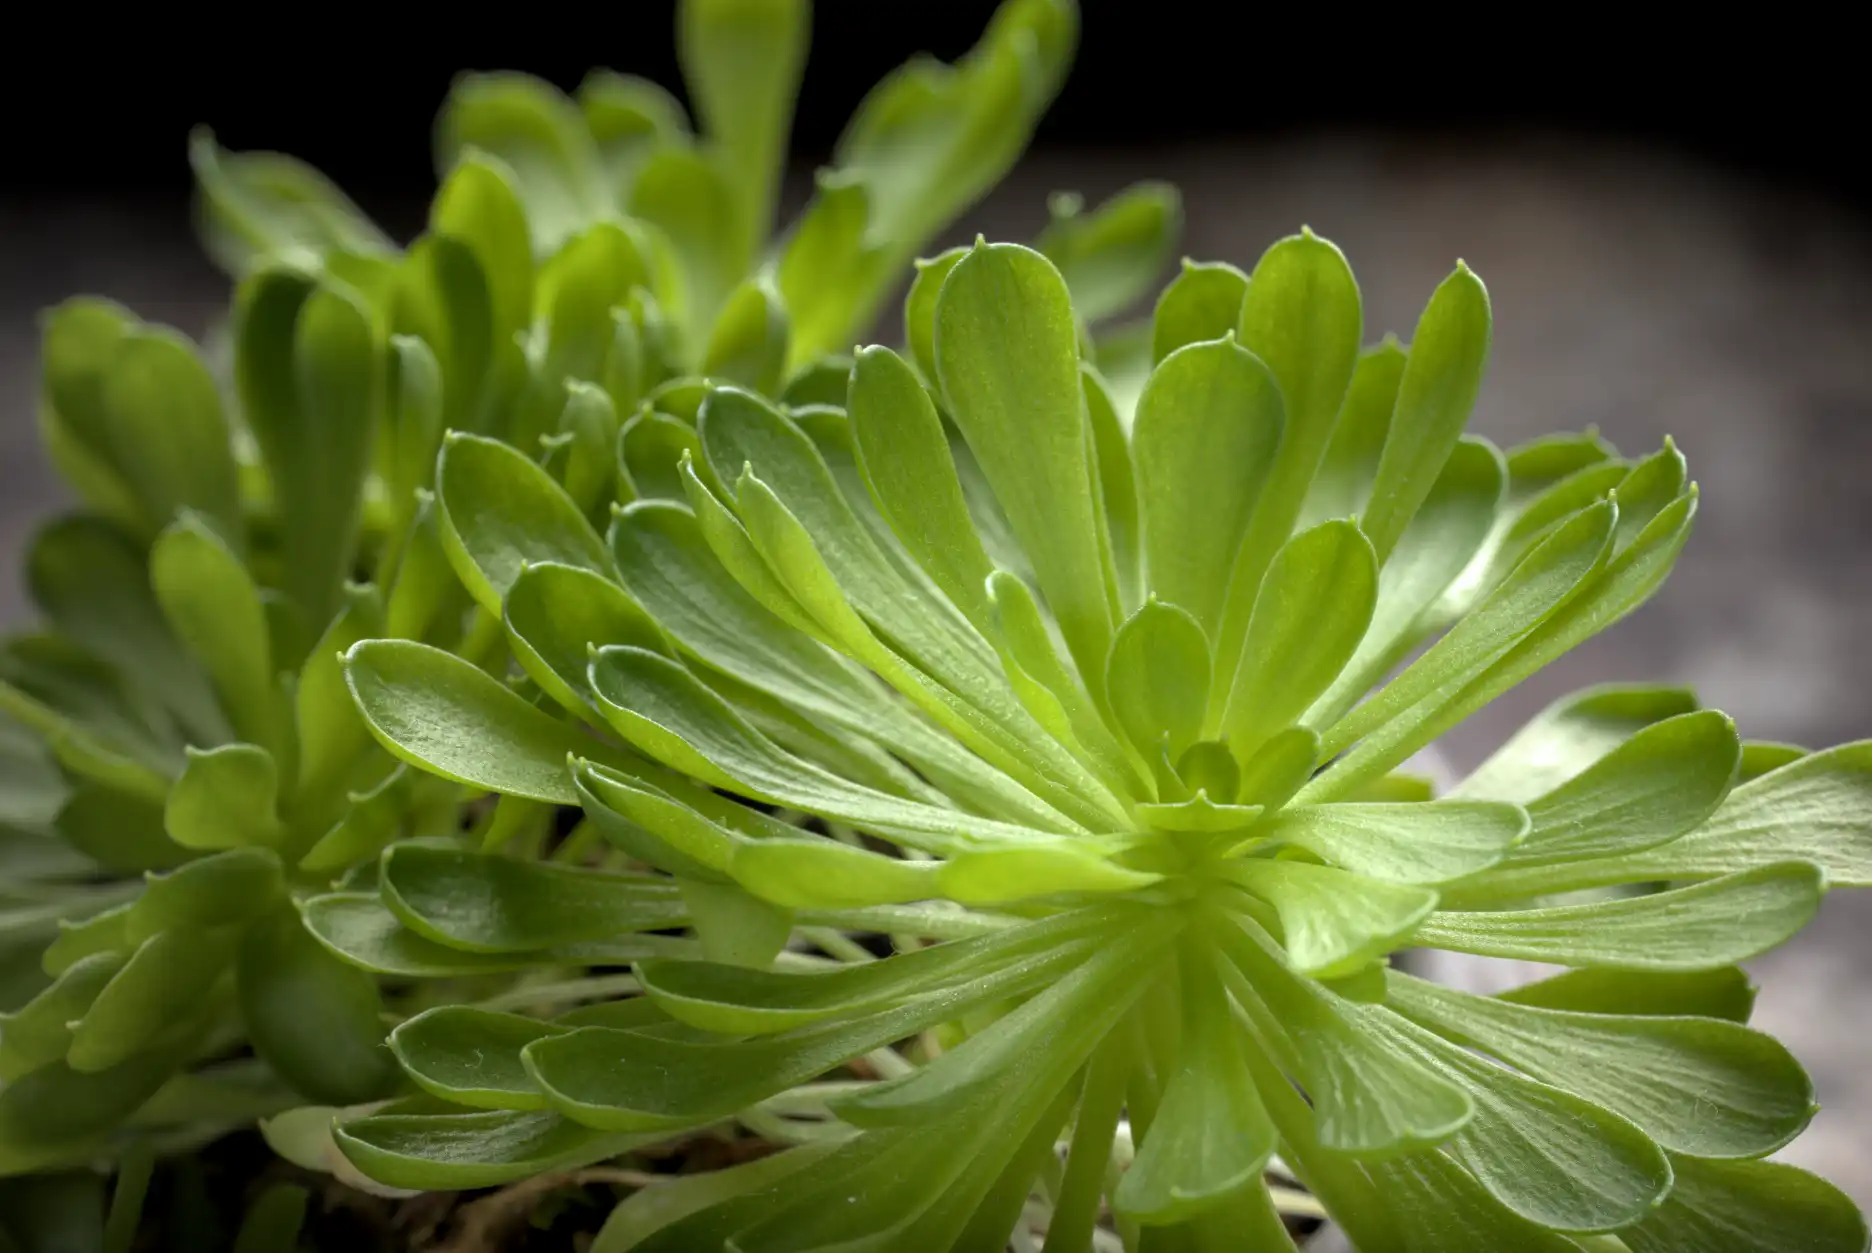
[4,134,1870,1212]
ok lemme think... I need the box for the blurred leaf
[1036,183,1181,324]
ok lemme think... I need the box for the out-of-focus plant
[344,226,1872,1251]
[0,0,1131,1231]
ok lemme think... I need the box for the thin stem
[798,925,876,964]
[474,973,642,1012]
[1043,1030,1133,1253]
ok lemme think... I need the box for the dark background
[4,0,1870,1215]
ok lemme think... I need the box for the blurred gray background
[6,136,1869,1199]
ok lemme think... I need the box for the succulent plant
[341,226,1872,1250]
[0,0,1115,1226]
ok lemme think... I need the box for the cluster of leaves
[0,0,1133,1227]
[2,1,1869,1251]
[337,216,1872,1250]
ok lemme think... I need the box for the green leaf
[1740,740,1807,782]
[235,270,380,630]
[1455,683,1702,804]
[1299,339,1407,528]
[588,645,1063,854]
[1380,1011,1672,1234]
[1309,436,1505,727]
[435,73,606,253]
[1234,725,1320,809]
[1361,262,1492,561]
[1220,519,1377,760]
[188,127,394,277]
[344,638,626,803]
[1520,741,1872,893]
[639,909,1110,1036]
[379,843,687,953]
[631,148,747,353]
[150,515,279,753]
[238,906,398,1106]
[231,1184,308,1253]
[902,248,966,383]
[1210,231,1364,710]
[1104,600,1211,767]
[679,0,808,255]
[336,1104,655,1191]
[36,300,140,533]
[1213,914,1472,1155]
[1132,336,1285,635]
[833,0,1074,253]
[127,847,284,942]
[164,743,284,850]
[1306,499,1618,798]
[297,764,412,874]
[1495,966,1756,1022]
[26,515,224,748]
[579,70,692,203]
[1415,861,1824,969]
[505,560,666,721]
[775,178,883,369]
[1620,1154,1869,1253]
[1150,259,1248,365]
[1223,859,1436,977]
[67,926,236,1072]
[1035,183,1181,323]
[847,345,995,631]
[620,411,704,501]
[86,323,242,541]
[437,431,613,614]
[392,1007,562,1109]
[1449,711,1740,899]
[934,242,1117,681]
[293,583,387,811]
[1387,972,1815,1158]
[303,894,568,977]
[524,929,1107,1130]
[1113,946,1273,1225]
[0,952,125,1082]
[430,154,534,345]
[702,277,790,394]
[593,1142,843,1253]
[681,878,793,968]
[1253,800,1527,884]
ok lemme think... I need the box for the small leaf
[1150,259,1248,364]
[1388,971,1815,1158]
[935,242,1117,681]
[678,0,809,253]
[430,155,534,345]
[188,127,394,277]
[1361,262,1492,560]
[1454,710,1740,893]
[127,847,284,942]
[1620,1154,1868,1253]
[335,1105,654,1191]
[0,952,125,1082]
[165,743,284,850]
[1299,339,1406,527]
[579,70,691,202]
[903,248,966,383]
[1210,231,1364,709]
[847,345,995,631]
[437,431,613,614]
[680,879,793,969]
[1415,861,1825,969]
[631,148,747,352]
[344,638,626,803]
[1106,600,1211,762]
[1221,519,1377,761]
[702,277,790,395]
[1455,683,1702,804]
[1495,966,1756,1022]
[1254,800,1527,884]
[67,927,237,1072]
[1132,336,1285,635]
[1036,182,1182,323]
[1112,944,1274,1225]
[238,906,398,1106]
[435,73,606,253]
[150,515,279,753]
[1213,914,1472,1155]
[379,843,687,953]
[1223,859,1436,977]
[505,560,666,720]
[1234,725,1320,809]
